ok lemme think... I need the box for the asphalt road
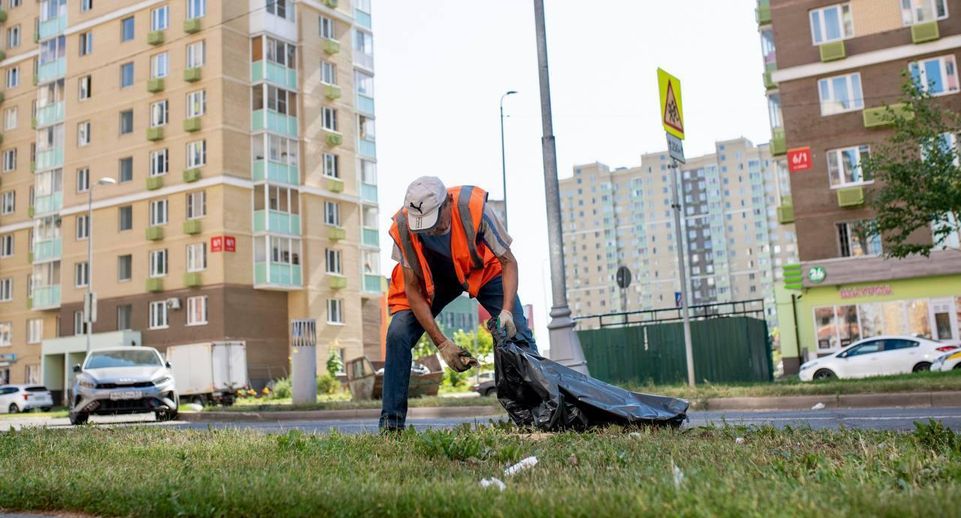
[3,406,961,433]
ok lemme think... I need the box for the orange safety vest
[387,186,503,314]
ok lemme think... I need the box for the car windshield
[85,350,161,369]
[25,386,48,392]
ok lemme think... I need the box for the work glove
[437,339,479,372]
[499,310,517,339]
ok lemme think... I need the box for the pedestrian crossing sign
[658,68,685,140]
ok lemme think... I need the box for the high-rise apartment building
[559,138,797,332]
[0,0,382,389]
[759,0,961,372]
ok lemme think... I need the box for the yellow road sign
[658,68,685,140]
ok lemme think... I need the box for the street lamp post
[499,90,517,230]
[85,177,117,357]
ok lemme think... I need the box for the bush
[317,373,341,395]
[270,378,292,399]
[442,368,469,389]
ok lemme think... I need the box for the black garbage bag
[489,320,688,430]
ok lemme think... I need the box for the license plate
[110,391,142,400]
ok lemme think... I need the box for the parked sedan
[799,336,958,381]
[0,385,54,413]
[470,371,496,397]
[69,347,178,425]
[932,350,961,371]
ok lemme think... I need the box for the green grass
[0,408,68,420]
[2,422,961,516]
[206,395,499,413]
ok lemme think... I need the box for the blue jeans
[379,276,537,429]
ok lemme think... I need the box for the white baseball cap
[404,176,447,232]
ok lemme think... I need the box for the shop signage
[0,353,16,362]
[211,236,237,253]
[839,285,893,299]
[808,266,827,284]
[787,147,812,173]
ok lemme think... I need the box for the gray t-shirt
[391,205,512,267]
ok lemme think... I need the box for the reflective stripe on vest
[393,209,426,285]
[457,186,484,270]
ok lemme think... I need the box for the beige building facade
[0,0,382,389]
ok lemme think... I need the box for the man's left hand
[499,310,517,338]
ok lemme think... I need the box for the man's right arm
[403,266,447,345]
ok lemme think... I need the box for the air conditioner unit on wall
[166,298,181,310]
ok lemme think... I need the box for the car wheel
[8,403,19,414]
[191,396,205,407]
[813,369,837,381]
[155,410,178,422]
[41,407,52,412]
[953,364,961,370]
[912,362,932,373]
[483,387,497,397]
[69,413,89,426]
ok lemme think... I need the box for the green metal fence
[577,316,773,385]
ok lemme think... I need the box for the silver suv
[69,347,178,425]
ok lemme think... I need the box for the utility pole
[533,0,588,374]
[499,90,517,231]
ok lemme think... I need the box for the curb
[700,391,961,411]
[179,405,506,423]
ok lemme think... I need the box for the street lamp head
[506,90,518,95]
[96,177,117,186]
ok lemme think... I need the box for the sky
[372,0,772,353]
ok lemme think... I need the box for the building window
[117,254,132,282]
[118,205,133,231]
[79,75,92,100]
[324,201,340,226]
[77,121,91,146]
[119,156,133,182]
[3,107,16,130]
[355,70,374,97]
[323,153,338,178]
[187,40,205,68]
[325,248,342,274]
[120,62,134,88]
[319,16,334,39]
[81,0,93,12]
[187,140,206,168]
[149,199,168,226]
[902,0,948,25]
[77,167,90,192]
[267,0,293,20]
[76,214,89,240]
[359,114,375,141]
[150,100,168,127]
[827,145,871,187]
[809,3,853,45]
[0,278,11,302]
[0,322,10,346]
[151,6,169,31]
[187,296,207,326]
[74,311,87,336]
[186,191,206,219]
[150,148,168,177]
[149,300,168,329]
[188,0,206,19]
[121,16,135,42]
[910,55,959,96]
[151,52,168,79]
[27,319,42,344]
[186,242,206,272]
[119,109,134,134]
[187,90,206,118]
[0,234,12,257]
[79,31,93,56]
[149,249,168,277]
[75,261,89,288]
[266,37,296,68]
[3,149,16,172]
[837,221,882,257]
[1,190,15,215]
[321,107,337,131]
[321,61,336,85]
[818,73,863,116]
[7,25,20,49]
[117,304,132,330]
[6,67,20,88]
[327,299,343,324]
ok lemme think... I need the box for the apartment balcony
[362,227,379,247]
[39,15,68,40]
[912,21,940,44]
[183,219,202,235]
[836,186,865,208]
[863,103,913,128]
[31,285,61,310]
[147,30,165,46]
[363,274,382,293]
[354,52,374,71]
[146,176,164,190]
[146,278,164,293]
[184,18,202,34]
[147,127,164,141]
[254,262,302,289]
[328,227,346,241]
[183,117,202,132]
[183,272,202,288]
[324,131,342,146]
[251,109,298,138]
[324,84,341,100]
[184,67,202,83]
[770,128,786,156]
[819,40,846,62]
[361,182,378,203]
[32,238,62,263]
[763,64,777,90]
[36,147,64,171]
[358,138,376,158]
[34,192,63,216]
[146,226,165,241]
[322,0,338,7]
[147,78,165,93]
[37,58,66,83]
[252,159,298,185]
[755,0,771,25]
[253,210,301,235]
[251,61,298,91]
[777,196,794,224]
[35,102,64,128]
[0,9,5,23]
[322,39,340,55]
[326,177,344,193]
[355,9,372,29]
[357,93,375,115]
[183,168,202,183]
[328,275,347,290]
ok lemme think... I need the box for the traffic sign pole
[669,157,696,387]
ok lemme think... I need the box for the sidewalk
[179,390,961,422]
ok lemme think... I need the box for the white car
[932,349,961,371]
[799,336,958,382]
[0,385,55,413]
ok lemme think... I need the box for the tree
[861,77,961,258]
[326,349,343,377]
